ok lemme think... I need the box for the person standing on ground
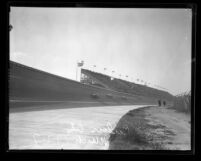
[163,101,166,106]
[158,100,161,106]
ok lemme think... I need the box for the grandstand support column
[112,71,115,78]
[93,65,96,72]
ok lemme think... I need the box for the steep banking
[9,61,159,108]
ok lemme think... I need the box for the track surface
[9,103,155,150]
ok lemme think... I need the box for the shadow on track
[9,100,155,113]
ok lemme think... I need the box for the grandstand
[81,69,173,101]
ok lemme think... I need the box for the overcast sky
[10,7,192,95]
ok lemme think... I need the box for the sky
[9,7,192,95]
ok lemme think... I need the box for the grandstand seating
[81,69,173,100]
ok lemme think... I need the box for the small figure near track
[158,100,161,107]
[163,101,166,106]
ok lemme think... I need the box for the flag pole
[76,61,78,81]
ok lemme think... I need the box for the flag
[77,61,84,67]
[9,25,13,31]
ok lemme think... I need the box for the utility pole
[76,60,84,81]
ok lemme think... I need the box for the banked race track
[9,61,173,149]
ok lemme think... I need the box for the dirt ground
[109,106,191,150]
